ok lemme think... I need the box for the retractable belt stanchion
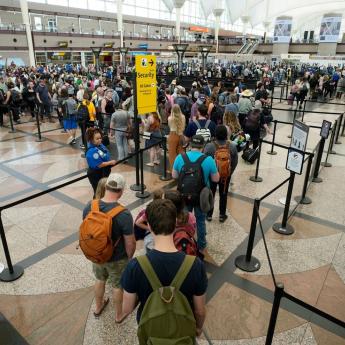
[273,172,295,235]
[250,140,263,182]
[234,198,261,272]
[8,109,16,133]
[265,283,285,345]
[288,107,298,139]
[135,150,150,199]
[341,113,345,137]
[330,119,337,155]
[159,135,172,181]
[295,153,313,204]
[312,138,325,183]
[130,71,145,192]
[35,107,44,142]
[301,100,307,123]
[0,212,24,282]
[335,114,343,144]
[267,120,277,155]
[322,125,335,168]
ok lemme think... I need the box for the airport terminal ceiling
[24,0,345,37]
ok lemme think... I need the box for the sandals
[93,297,110,318]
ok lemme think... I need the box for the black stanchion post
[265,283,285,345]
[250,140,263,182]
[301,100,307,122]
[295,154,313,204]
[130,71,145,191]
[312,138,325,183]
[335,114,342,144]
[341,113,345,137]
[159,136,172,181]
[135,150,150,199]
[0,212,24,282]
[273,172,295,235]
[321,125,335,168]
[234,198,261,272]
[8,109,16,133]
[270,84,274,105]
[35,107,44,142]
[285,82,289,100]
[330,120,337,155]
[267,120,277,155]
[287,108,297,139]
[279,86,283,103]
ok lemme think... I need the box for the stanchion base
[321,162,332,167]
[234,255,261,272]
[312,177,323,183]
[266,151,277,155]
[295,196,312,205]
[159,174,173,181]
[130,184,146,191]
[335,141,342,145]
[249,176,263,182]
[35,137,45,143]
[135,191,151,199]
[272,223,294,235]
[330,150,337,155]
[0,265,24,282]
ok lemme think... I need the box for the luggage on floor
[242,147,259,164]
[287,94,294,106]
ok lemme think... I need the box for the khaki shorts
[92,258,128,288]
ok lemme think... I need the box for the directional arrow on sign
[149,59,154,66]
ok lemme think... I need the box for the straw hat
[241,89,253,97]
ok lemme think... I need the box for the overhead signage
[286,120,309,175]
[320,120,332,139]
[104,42,114,48]
[273,19,292,43]
[189,26,209,33]
[138,43,149,49]
[135,55,157,114]
[320,15,342,42]
[58,41,68,48]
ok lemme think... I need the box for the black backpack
[177,153,207,205]
[10,89,22,106]
[245,111,260,131]
[77,103,89,122]
[210,104,224,125]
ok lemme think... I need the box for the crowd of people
[1,60,345,343]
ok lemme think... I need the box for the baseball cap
[196,94,206,105]
[191,135,205,148]
[106,173,126,191]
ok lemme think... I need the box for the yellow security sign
[135,55,157,114]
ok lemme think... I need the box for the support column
[241,16,251,36]
[117,0,124,63]
[318,13,342,56]
[272,16,292,55]
[173,0,186,43]
[213,8,224,54]
[173,43,188,77]
[199,45,212,75]
[20,0,35,67]
[263,21,270,43]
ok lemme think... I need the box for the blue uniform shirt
[173,151,218,187]
[86,143,110,170]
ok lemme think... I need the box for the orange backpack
[79,200,125,264]
[214,142,231,186]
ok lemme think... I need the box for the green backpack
[137,255,197,345]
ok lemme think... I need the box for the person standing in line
[167,104,186,172]
[110,105,131,161]
[62,88,78,145]
[172,135,219,253]
[85,127,116,196]
[143,112,162,167]
[203,125,238,223]
[36,77,53,123]
[82,173,136,320]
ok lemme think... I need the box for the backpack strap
[195,154,207,165]
[204,120,211,129]
[181,152,191,166]
[91,199,100,212]
[137,255,162,290]
[106,204,126,218]
[193,119,201,129]
[171,255,196,290]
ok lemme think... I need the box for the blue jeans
[187,204,207,250]
[115,127,128,160]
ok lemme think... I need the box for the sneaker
[206,216,212,222]
[71,139,77,145]
[153,160,160,165]
[146,162,154,167]
[219,214,228,223]
[67,136,74,144]
[80,144,85,150]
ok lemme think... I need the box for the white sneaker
[67,136,74,144]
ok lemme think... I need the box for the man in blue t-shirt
[119,199,207,340]
[184,104,216,143]
[172,135,219,252]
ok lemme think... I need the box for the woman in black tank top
[101,90,115,135]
